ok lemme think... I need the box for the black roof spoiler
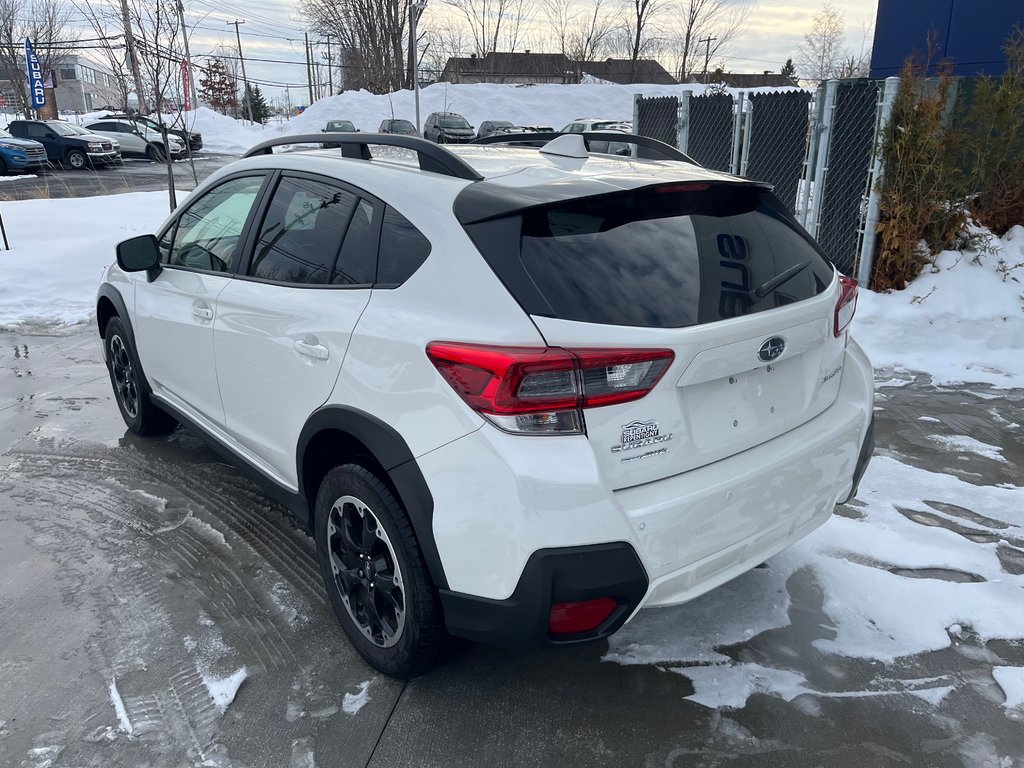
[471,131,699,165]
[241,133,484,181]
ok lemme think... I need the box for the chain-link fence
[634,80,900,282]
[681,92,733,171]
[635,95,679,148]
[810,81,882,276]
[743,91,812,212]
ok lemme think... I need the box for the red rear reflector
[549,597,618,635]
[834,275,858,337]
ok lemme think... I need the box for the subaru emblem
[758,337,785,362]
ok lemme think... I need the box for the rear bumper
[420,338,873,646]
[441,543,648,647]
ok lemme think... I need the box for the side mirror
[45,132,56,139]
[116,234,161,282]
[133,130,143,137]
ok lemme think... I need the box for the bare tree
[301,0,410,93]
[797,2,849,82]
[619,0,665,82]
[440,0,532,57]
[74,0,133,112]
[0,0,74,116]
[420,17,470,79]
[543,0,613,66]
[669,0,751,81]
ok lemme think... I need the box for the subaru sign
[25,37,45,109]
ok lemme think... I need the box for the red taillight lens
[834,275,858,337]
[549,597,618,635]
[425,342,674,434]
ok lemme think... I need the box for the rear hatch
[463,181,849,491]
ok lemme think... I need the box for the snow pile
[342,680,372,715]
[185,107,266,154]
[0,191,174,329]
[993,667,1024,712]
[605,454,1024,709]
[854,226,1024,388]
[203,667,248,713]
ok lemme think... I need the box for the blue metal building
[870,0,1022,78]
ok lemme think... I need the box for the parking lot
[0,154,236,201]
[1,327,1021,768]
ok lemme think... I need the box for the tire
[314,464,451,678]
[66,149,88,170]
[146,143,166,162]
[103,317,176,436]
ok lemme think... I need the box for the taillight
[549,597,618,635]
[425,342,674,435]
[834,275,858,337]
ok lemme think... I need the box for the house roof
[579,58,677,85]
[443,52,573,77]
[685,72,800,88]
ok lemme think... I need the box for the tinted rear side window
[471,184,834,328]
[376,207,431,286]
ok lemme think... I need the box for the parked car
[0,126,47,175]
[476,120,517,139]
[85,119,185,161]
[561,118,632,133]
[100,113,203,152]
[378,119,418,136]
[321,120,359,148]
[97,132,873,678]
[423,112,475,143]
[7,119,119,169]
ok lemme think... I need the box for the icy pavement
[0,329,1022,767]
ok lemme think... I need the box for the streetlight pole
[410,0,426,133]
[228,19,253,123]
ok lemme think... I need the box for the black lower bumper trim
[844,414,875,503]
[440,542,648,648]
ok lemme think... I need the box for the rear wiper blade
[750,260,811,299]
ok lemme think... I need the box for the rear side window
[250,176,362,284]
[469,184,834,328]
[376,207,431,286]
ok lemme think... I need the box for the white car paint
[85,119,185,158]
[99,140,872,641]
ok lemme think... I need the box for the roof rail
[472,131,698,165]
[242,133,484,181]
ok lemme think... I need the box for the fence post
[677,91,690,154]
[633,93,641,136]
[739,95,753,178]
[730,91,745,175]
[797,84,824,227]
[856,76,900,286]
[806,79,838,239]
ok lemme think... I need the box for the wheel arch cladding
[297,405,448,589]
[96,286,130,340]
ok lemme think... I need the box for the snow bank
[854,226,1024,387]
[0,191,174,329]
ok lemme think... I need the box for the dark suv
[378,119,418,136]
[423,112,475,144]
[7,120,119,170]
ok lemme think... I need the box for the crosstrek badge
[611,420,673,453]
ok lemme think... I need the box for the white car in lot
[96,132,873,677]
[561,117,633,133]
[85,119,185,161]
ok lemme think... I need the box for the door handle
[294,339,330,361]
[191,306,213,321]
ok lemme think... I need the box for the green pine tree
[242,83,271,124]
[781,57,798,81]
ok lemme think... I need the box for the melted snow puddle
[603,455,1024,709]
[930,434,1007,462]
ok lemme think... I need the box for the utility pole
[119,0,149,114]
[700,35,716,78]
[323,34,333,96]
[410,0,426,131]
[228,20,253,123]
[305,32,314,104]
[176,0,197,108]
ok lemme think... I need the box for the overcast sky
[74,0,880,104]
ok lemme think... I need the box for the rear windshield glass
[467,184,834,329]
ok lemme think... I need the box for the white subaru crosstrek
[97,132,874,677]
